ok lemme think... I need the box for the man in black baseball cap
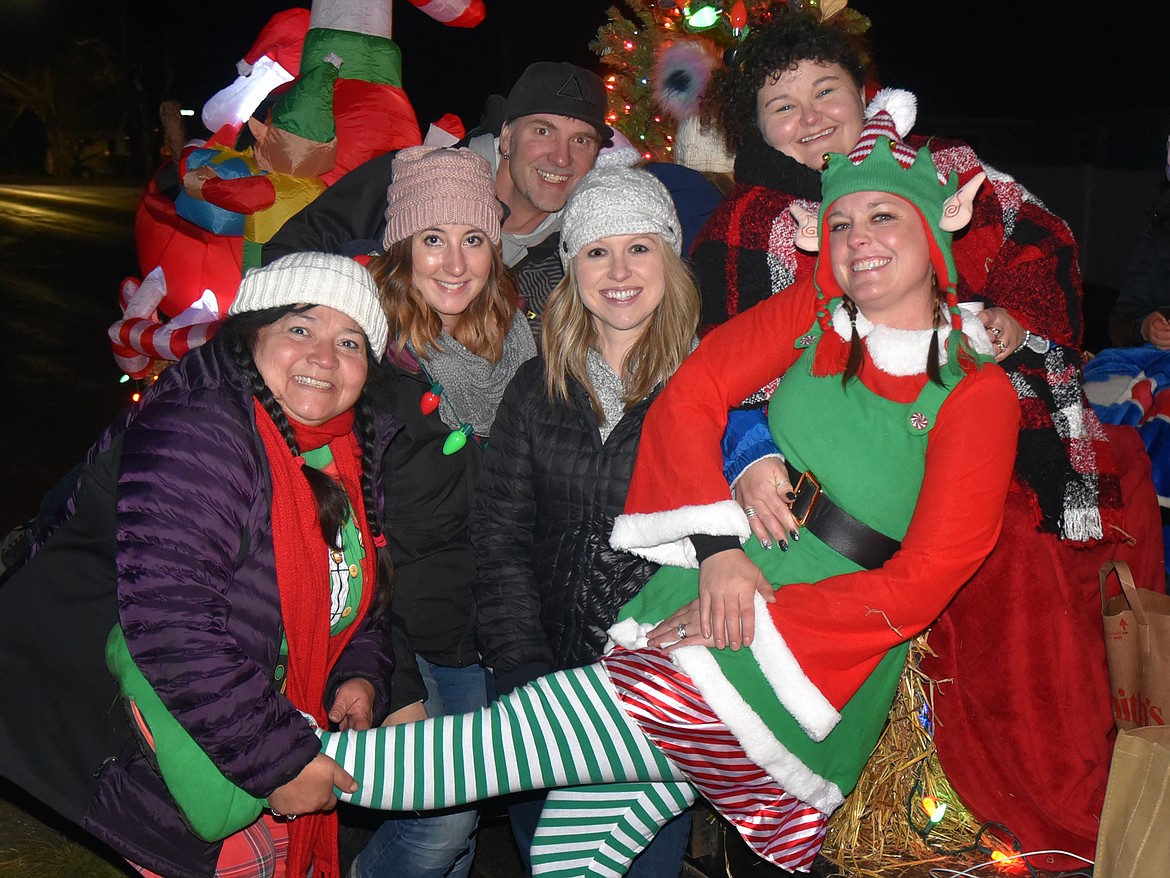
[503,61,613,140]
[495,61,613,236]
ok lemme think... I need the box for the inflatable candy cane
[110,268,222,379]
[405,0,486,28]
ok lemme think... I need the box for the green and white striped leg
[317,664,687,811]
[530,782,697,877]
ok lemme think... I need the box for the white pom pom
[865,88,917,137]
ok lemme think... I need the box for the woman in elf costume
[309,113,1019,875]
[697,7,1163,867]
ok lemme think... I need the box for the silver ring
[676,624,687,639]
[744,506,758,518]
[991,326,1002,338]
[996,340,1007,353]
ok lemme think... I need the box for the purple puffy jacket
[0,335,398,877]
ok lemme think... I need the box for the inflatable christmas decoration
[111,0,484,380]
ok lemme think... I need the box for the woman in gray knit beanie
[471,164,700,876]
[353,145,535,878]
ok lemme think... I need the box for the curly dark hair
[706,5,871,151]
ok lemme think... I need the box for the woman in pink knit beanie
[353,146,535,878]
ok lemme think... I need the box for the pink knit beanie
[382,146,502,249]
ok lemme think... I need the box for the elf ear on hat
[787,89,985,334]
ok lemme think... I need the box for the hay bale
[819,637,988,875]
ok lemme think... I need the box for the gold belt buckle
[791,470,822,528]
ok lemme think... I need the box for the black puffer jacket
[473,358,659,694]
[375,359,485,711]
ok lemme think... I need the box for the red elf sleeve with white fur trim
[611,282,818,567]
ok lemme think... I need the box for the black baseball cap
[505,61,614,141]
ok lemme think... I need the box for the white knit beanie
[558,167,682,268]
[229,252,389,358]
[674,116,735,175]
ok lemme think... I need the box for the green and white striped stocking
[531,783,697,877]
[317,665,694,876]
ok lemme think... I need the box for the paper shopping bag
[1100,560,1170,730]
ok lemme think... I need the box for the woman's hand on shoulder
[699,549,773,651]
[735,458,800,550]
[979,308,1025,361]
[267,753,357,818]
[328,678,376,731]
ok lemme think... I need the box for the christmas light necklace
[417,369,475,455]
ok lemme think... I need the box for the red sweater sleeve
[612,285,819,565]
[766,362,1021,709]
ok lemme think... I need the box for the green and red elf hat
[812,89,964,338]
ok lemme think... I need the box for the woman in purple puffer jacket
[0,253,398,878]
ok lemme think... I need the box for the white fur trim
[673,644,845,814]
[865,88,917,138]
[608,617,653,650]
[610,500,749,568]
[747,593,841,741]
[829,304,993,376]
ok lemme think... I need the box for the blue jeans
[508,793,692,877]
[354,658,488,878]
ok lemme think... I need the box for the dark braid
[353,380,395,614]
[221,308,350,548]
[925,284,948,386]
[840,288,949,387]
[841,296,865,386]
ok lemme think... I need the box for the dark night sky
[4,1,1169,164]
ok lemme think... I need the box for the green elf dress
[608,274,1020,828]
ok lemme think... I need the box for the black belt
[785,461,901,571]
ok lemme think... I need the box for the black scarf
[733,127,823,201]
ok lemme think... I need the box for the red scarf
[254,401,376,878]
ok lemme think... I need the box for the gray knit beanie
[383,146,502,249]
[230,252,388,359]
[558,166,682,267]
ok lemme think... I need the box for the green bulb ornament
[443,423,474,455]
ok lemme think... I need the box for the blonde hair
[369,236,519,363]
[541,238,699,421]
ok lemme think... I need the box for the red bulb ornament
[729,0,747,29]
[420,382,443,415]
